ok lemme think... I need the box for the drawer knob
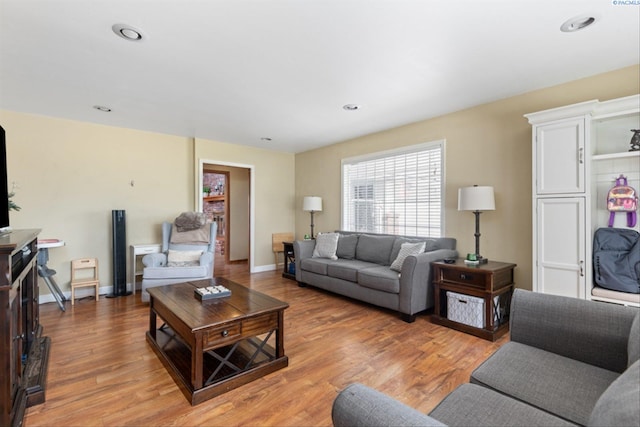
[460,273,467,280]
[221,330,229,337]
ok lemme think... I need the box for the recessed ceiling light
[112,23,145,41]
[343,104,361,111]
[560,15,597,32]
[93,105,111,112]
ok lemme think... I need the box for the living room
[1,1,639,426]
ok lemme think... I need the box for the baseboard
[38,283,135,304]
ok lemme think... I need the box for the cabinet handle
[13,333,25,341]
[579,260,584,277]
[578,147,584,164]
[221,330,229,337]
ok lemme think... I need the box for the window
[341,140,444,237]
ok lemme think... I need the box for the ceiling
[0,1,638,154]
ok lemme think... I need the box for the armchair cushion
[167,249,202,267]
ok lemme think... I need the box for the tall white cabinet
[525,95,640,306]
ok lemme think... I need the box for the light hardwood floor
[25,264,508,427]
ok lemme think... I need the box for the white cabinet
[535,118,586,194]
[536,197,586,298]
[526,95,640,306]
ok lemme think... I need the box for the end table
[431,259,516,341]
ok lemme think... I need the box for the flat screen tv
[0,125,11,235]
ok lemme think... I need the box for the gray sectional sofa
[332,289,640,426]
[293,231,457,322]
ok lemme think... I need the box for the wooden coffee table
[146,277,289,405]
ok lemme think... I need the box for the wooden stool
[70,258,100,305]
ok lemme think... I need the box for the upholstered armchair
[141,220,217,302]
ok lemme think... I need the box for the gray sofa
[293,231,457,322]
[332,289,640,426]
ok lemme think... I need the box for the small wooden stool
[70,258,100,305]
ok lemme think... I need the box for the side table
[129,243,162,295]
[282,241,295,280]
[431,259,516,341]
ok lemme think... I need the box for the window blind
[341,141,444,237]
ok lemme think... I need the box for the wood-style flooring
[25,262,508,427]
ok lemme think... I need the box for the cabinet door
[535,118,585,195]
[535,197,586,298]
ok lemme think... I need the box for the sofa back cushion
[629,312,640,367]
[356,234,395,265]
[336,234,359,259]
[588,359,640,427]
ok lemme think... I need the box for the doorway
[198,160,252,272]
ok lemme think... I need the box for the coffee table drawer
[204,322,241,349]
[243,312,278,336]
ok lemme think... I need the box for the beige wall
[294,65,640,291]
[0,111,295,300]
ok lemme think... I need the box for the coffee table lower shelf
[146,326,288,405]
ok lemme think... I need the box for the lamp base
[465,253,489,265]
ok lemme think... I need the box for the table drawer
[203,322,241,350]
[243,312,279,336]
[441,268,487,288]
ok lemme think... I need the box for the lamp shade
[303,196,323,212]
[458,186,495,211]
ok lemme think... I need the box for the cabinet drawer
[441,268,487,288]
[203,322,241,350]
[243,312,278,336]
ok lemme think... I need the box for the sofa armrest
[510,288,638,373]
[332,383,446,427]
[399,249,458,315]
[293,240,315,281]
[142,252,167,268]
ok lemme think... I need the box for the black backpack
[593,228,640,294]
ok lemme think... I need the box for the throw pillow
[167,249,202,267]
[336,234,359,259]
[312,232,339,260]
[390,241,426,272]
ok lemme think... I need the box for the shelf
[592,151,640,161]
[204,195,225,202]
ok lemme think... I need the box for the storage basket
[447,291,484,328]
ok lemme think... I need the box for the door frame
[197,159,255,273]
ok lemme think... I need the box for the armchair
[140,220,217,302]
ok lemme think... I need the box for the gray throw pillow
[390,241,426,272]
[312,232,339,260]
[336,234,358,259]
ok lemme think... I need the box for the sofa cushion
[358,266,400,293]
[628,312,640,366]
[336,234,359,259]
[327,259,380,282]
[300,257,335,275]
[588,359,640,427]
[471,341,619,425]
[312,232,339,260]
[430,383,576,427]
[390,241,426,272]
[356,234,396,265]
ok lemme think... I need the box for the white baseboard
[252,264,278,273]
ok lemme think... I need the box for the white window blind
[341,141,444,237]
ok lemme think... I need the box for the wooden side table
[282,241,295,280]
[431,259,516,341]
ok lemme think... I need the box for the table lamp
[458,185,495,264]
[303,196,322,239]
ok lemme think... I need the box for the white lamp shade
[458,186,495,211]
[303,196,323,212]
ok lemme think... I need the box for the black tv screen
[0,125,10,232]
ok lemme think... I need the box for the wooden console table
[431,259,516,341]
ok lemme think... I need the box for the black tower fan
[107,209,131,297]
